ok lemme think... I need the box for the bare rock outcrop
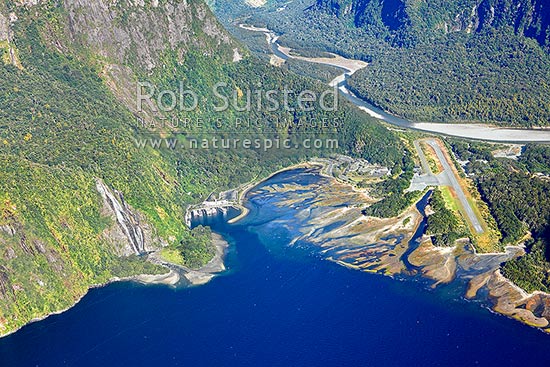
[61,0,234,70]
[0,11,8,42]
[96,179,157,256]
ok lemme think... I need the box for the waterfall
[96,179,146,255]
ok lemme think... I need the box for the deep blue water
[1,170,549,366]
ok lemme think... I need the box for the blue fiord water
[0,170,549,366]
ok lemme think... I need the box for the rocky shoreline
[247,161,550,333]
[5,160,550,338]
[0,269,177,339]
[0,233,230,339]
[144,232,230,286]
[178,233,229,286]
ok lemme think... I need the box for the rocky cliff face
[4,0,242,119]
[0,1,20,67]
[467,0,549,50]
[0,0,240,336]
[315,0,550,50]
[439,0,550,47]
[21,0,242,117]
[61,0,235,70]
[96,179,156,256]
[0,11,8,41]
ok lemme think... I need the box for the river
[239,24,550,143]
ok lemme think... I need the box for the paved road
[425,140,484,234]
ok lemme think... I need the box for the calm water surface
[0,170,548,366]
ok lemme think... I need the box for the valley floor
[239,23,550,143]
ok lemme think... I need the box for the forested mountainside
[0,0,406,335]
[315,0,550,50]
[317,0,550,125]
[208,0,550,296]
[209,0,550,127]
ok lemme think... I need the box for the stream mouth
[2,168,550,366]
[228,166,548,330]
[400,190,432,272]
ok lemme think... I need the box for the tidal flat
[245,166,550,332]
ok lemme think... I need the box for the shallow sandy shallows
[253,165,550,332]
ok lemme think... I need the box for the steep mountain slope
[347,29,550,125]
[313,0,550,126]
[209,0,550,126]
[0,0,406,335]
[0,0,229,335]
[315,0,550,50]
